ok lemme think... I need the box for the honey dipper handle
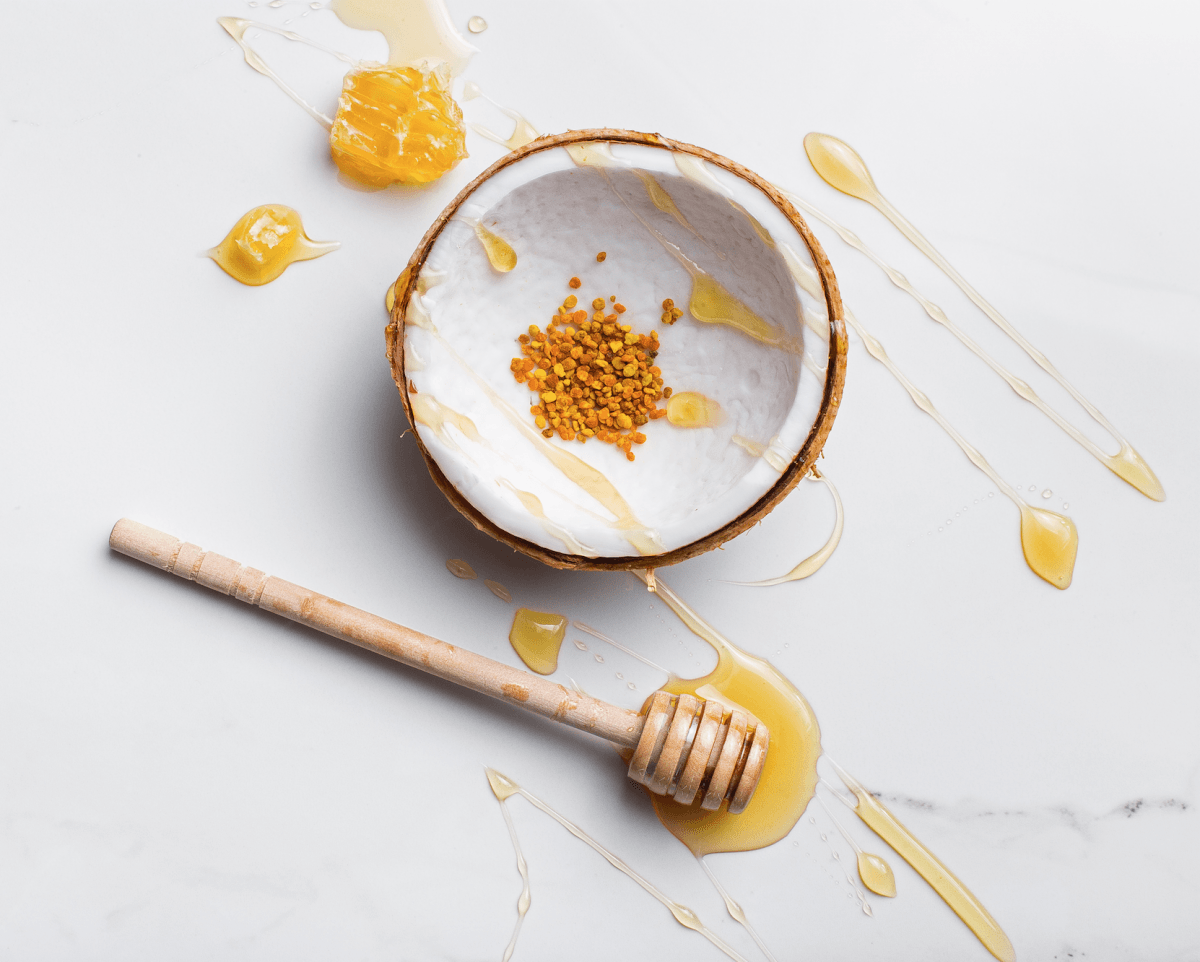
[109,519,644,749]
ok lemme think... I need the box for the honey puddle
[206,204,338,285]
[451,214,518,272]
[777,240,1078,588]
[643,574,1015,961]
[484,768,753,962]
[445,557,476,579]
[632,570,822,856]
[803,132,1163,502]
[461,82,541,151]
[725,467,844,586]
[508,607,567,675]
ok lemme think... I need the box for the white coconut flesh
[403,141,830,559]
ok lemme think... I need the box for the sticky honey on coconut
[386,130,847,570]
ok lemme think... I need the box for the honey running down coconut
[387,130,846,568]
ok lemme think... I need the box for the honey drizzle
[729,434,793,473]
[573,621,668,673]
[780,184,1163,502]
[596,170,798,351]
[725,468,843,586]
[409,306,664,554]
[472,219,518,272]
[632,571,822,857]
[508,607,568,675]
[483,768,753,962]
[827,760,1015,962]
[673,153,777,250]
[843,305,1079,588]
[217,18,342,128]
[802,133,1163,502]
[461,82,541,151]
[329,0,478,76]
[697,857,781,962]
[484,769,531,962]
[815,794,896,898]
[206,204,339,286]
[497,479,600,557]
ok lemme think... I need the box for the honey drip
[206,205,338,286]
[829,762,1015,962]
[483,768,752,962]
[485,580,512,602]
[485,769,529,962]
[803,132,1163,502]
[673,153,776,249]
[816,793,895,898]
[666,392,725,428]
[633,571,822,856]
[508,608,568,675]
[329,0,477,75]
[467,15,487,33]
[497,479,598,557]
[445,558,476,579]
[844,306,1078,588]
[726,468,843,586]
[730,434,793,473]
[473,220,518,272]
[598,171,797,351]
[634,169,705,242]
[697,857,780,962]
[218,17,347,128]
[461,82,541,151]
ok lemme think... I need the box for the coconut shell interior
[385,129,847,571]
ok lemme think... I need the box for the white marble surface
[0,1,1197,959]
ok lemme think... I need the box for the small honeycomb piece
[330,61,467,188]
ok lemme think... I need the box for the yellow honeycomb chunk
[329,61,467,188]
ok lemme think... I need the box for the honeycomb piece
[329,61,467,188]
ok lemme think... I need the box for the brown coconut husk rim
[385,129,848,570]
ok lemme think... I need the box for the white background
[1,1,1197,959]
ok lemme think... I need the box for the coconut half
[386,130,847,570]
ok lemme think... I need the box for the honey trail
[483,768,754,962]
[724,467,843,586]
[461,82,541,151]
[508,607,568,675]
[777,243,1078,588]
[802,132,1163,502]
[485,769,530,962]
[815,793,895,898]
[206,204,338,285]
[697,857,781,962]
[631,570,822,856]
[586,164,800,352]
[827,760,1015,962]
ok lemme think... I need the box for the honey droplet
[467,14,487,32]
[206,205,338,286]
[329,61,467,188]
[446,558,477,579]
[666,392,725,429]
[688,273,779,344]
[485,767,520,801]
[474,221,518,272]
[857,851,897,898]
[1019,504,1078,590]
[1108,443,1165,501]
[485,579,512,602]
[803,132,880,202]
[509,608,567,675]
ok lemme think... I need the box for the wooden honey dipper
[109,520,768,813]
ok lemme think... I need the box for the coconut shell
[385,129,847,571]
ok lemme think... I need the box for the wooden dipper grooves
[109,519,767,813]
